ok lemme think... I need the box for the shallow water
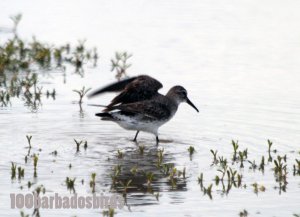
[1,0,300,216]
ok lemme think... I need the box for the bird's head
[167,86,199,112]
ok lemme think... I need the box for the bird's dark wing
[113,99,171,120]
[88,75,163,110]
[87,76,137,98]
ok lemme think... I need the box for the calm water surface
[1,0,300,216]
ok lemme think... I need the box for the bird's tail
[95,112,113,121]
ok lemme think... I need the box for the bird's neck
[165,94,180,116]
[166,92,181,106]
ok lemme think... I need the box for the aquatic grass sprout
[111,51,132,81]
[210,149,218,164]
[119,179,132,194]
[20,210,29,217]
[74,139,87,152]
[252,182,266,194]
[90,173,96,193]
[188,146,195,159]
[117,149,123,159]
[145,172,154,187]
[26,135,32,148]
[11,162,17,179]
[17,166,25,179]
[293,159,300,175]
[239,210,248,217]
[66,177,76,193]
[73,86,91,105]
[198,173,204,189]
[33,154,38,169]
[138,145,145,155]
[130,166,138,176]
[203,183,213,199]
[232,140,239,161]
[103,208,115,217]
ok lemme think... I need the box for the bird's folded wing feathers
[113,101,171,120]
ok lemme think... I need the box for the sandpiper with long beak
[88,75,199,144]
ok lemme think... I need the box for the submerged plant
[20,210,29,217]
[33,154,38,169]
[84,141,88,150]
[0,14,98,110]
[293,159,300,175]
[138,145,145,155]
[74,139,83,152]
[11,162,17,179]
[119,179,132,194]
[259,156,265,172]
[239,210,248,217]
[111,51,132,81]
[203,183,213,199]
[198,173,204,189]
[90,173,96,193]
[33,154,38,177]
[18,166,25,179]
[145,172,155,187]
[103,208,115,217]
[117,149,123,159]
[66,177,76,192]
[188,146,195,159]
[210,149,218,164]
[268,139,274,162]
[73,86,91,105]
[10,13,22,35]
[157,148,164,166]
[232,140,239,161]
[130,166,138,176]
[252,182,266,194]
[26,135,32,148]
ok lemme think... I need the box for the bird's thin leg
[133,131,140,142]
[156,136,159,145]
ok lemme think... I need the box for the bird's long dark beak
[186,97,199,112]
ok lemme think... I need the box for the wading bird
[88,75,199,144]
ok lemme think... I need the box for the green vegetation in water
[74,139,87,152]
[17,166,25,179]
[138,145,145,155]
[0,14,98,110]
[11,162,17,179]
[119,179,132,194]
[26,135,32,148]
[20,210,29,217]
[89,173,96,193]
[239,210,248,217]
[111,51,132,81]
[293,159,300,175]
[117,149,123,159]
[188,146,195,160]
[73,86,91,105]
[103,208,115,217]
[6,110,300,214]
[252,182,266,194]
[203,183,213,199]
[33,154,38,177]
[66,177,76,193]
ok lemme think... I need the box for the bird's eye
[180,91,187,97]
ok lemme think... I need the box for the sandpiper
[88,75,199,143]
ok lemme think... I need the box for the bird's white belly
[113,113,168,135]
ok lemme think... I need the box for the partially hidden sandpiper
[88,75,199,144]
